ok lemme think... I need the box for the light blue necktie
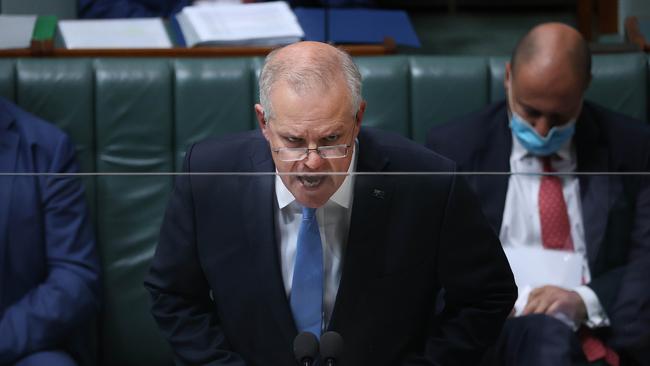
[290,206,323,338]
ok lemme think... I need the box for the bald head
[259,41,362,120]
[511,23,591,89]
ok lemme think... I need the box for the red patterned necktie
[538,156,574,251]
[538,156,619,366]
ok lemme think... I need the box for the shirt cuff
[574,285,610,328]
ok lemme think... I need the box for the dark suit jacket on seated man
[144,41,517,366]
[426,23,650,366]
[0,97,101,366]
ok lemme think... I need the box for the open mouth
[297,175,325,188]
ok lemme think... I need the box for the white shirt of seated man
[500,132,610,330]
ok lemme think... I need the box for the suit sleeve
[144,145,247,366]
[403,173,517,365]
[0,135,101,364]
[590,146,650,359]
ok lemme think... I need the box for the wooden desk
[577,0,618,42]
[0,38,397,58]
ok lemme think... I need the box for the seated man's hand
[522,285,587,324]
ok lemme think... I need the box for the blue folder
[293,7,421,48]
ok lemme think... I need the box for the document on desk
[175,1,304,47]
[503,247,582,317]
[58,18,172,49]
[0,15,37,49]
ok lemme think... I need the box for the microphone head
[320,331,344,362]
[293,332,319,363]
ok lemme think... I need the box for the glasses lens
[274,145,349,162]
[318,145,348,159]
[277,148,307,162]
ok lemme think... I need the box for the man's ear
[355,101,366,130]
[254,104,270,140]
[504,62,512,92]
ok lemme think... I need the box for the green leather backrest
[488,56,508,103]
[410,56,489,143]
[94,59,174,366]
[14,59,96,213]
[356,56,410,136]
[587,53,647,121]
[174,58,255,170]
[489,53,648,121]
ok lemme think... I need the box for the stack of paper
[0,15,37,49]
[503,247,582,320]
[58,18,173,49]
[175,1,304,47]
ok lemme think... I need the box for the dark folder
[294,7,421,48]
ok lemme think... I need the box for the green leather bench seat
[0,54,647,366]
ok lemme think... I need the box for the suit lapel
[575,108,610,266]
[0,106,18,308]
[242,138,297,344]
[329,131,393,333]
[472,106,511,233]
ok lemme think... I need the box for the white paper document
[58,18,172,49]
[0,15,37,49]
[504,247,582,317]
[176,1,304,47]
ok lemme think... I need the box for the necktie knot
[540,156,555,173]
[302,207,316,221]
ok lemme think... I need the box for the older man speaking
[145,41,516,366]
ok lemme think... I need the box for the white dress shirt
[274,143,357,329]
[500,134,610,329]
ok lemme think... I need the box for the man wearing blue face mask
[426,23,650,366]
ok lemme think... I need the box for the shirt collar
[275,141,358,210]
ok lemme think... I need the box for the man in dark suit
[145,41,517,366]
[0,97,101,365]
[426,23,650,366]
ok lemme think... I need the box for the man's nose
[533,118,552,137]
[303,149,325,170]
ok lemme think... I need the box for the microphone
[293,332,319,366]
[320,331,344,366]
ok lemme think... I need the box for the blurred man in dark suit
[145,41,516,366]
[427,23,650,366]
[0,97,101,366]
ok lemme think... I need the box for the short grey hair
[258,45,362,120]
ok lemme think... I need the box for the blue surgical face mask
[509,111,576,156]
[507,88,578,156]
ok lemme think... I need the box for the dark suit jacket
[0,98,101,365]
[145,127,517,366]
[426,101,650,363]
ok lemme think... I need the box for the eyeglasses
[270,123,357,162]
[272,144,352,162]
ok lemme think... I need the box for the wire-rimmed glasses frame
[269,123,357,162]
